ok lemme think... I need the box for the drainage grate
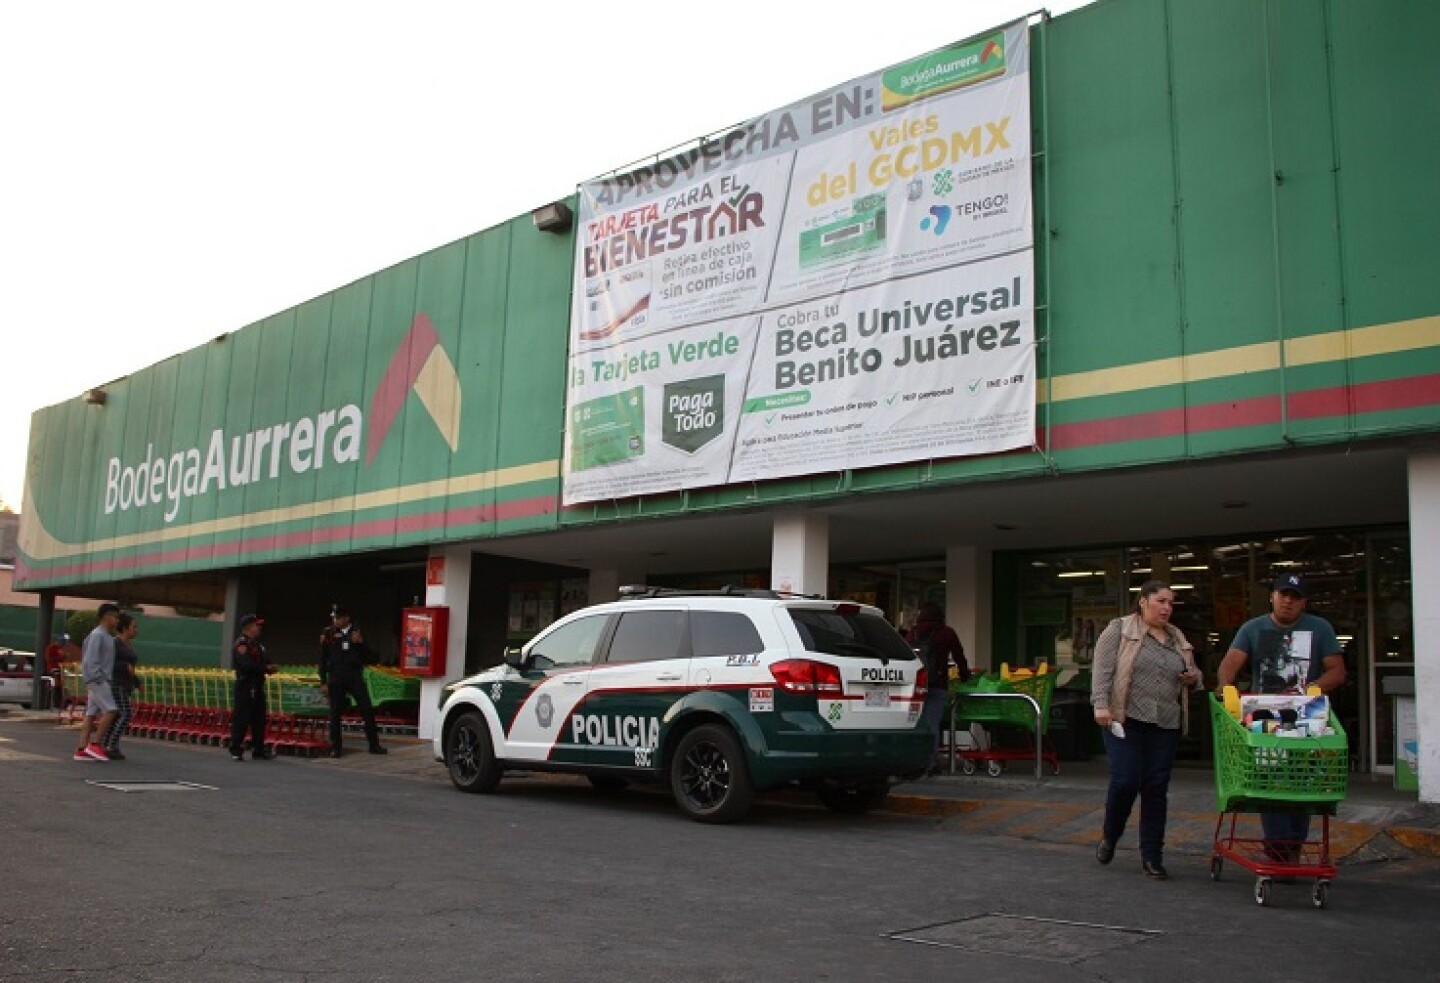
[86,780,217,793]
[887,913,1161,963]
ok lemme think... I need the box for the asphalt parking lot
[4,709,1439,982]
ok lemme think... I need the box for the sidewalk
[887,756,1440,864]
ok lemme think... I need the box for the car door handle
[656,673,683,682]
[562,677,585,685]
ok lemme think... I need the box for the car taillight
[769,658,843,696]
[915,667,928,696]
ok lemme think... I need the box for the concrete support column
[34,591,56,656]
[771,510,829,596]
[419,546,473,742]
[1408,449,1440,804]
[947,545,992,673]
[589,567,647,605]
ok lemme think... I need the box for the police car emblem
[536,693,554,729]
[490,682,503,703]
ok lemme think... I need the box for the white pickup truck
[0,649,41,708]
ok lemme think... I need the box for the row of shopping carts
[57,665,419,755]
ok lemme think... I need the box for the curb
[883,791,1440,863]
[1389,826,1440,859]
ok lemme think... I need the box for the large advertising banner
[564,21,1033,505]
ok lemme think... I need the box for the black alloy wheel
[670,723,754,824]
[446,710,502,793]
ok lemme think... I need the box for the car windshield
[787,608,916,662]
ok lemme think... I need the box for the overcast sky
[0,0,1092,513]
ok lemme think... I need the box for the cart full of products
[1208,687,1348,908]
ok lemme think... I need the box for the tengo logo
[919,193,1010,236]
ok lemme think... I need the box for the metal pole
[33,591,56,709]
[948,697,957,775]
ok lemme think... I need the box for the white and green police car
[435,587,932,823]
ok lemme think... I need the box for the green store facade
[17,0,1439,801]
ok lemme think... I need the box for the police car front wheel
[446,710,502,793]
[670,723,755,824]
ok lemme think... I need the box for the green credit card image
[799,207,887,267]
[569,386,645,471]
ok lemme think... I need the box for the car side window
[528,615,609,670]
[691,611,763,658]
[604,610,688,664]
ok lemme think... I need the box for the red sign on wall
[400,606,448,677]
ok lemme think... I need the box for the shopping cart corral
[1207,692,1348,908]
[947,669,1059,781]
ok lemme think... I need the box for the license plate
[864,685,890,708]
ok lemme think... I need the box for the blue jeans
[1261,811,1311,856]
[1101,718,1180,864]
[920,689,949,765]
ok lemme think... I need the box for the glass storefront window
[1370,534,1414,769]
[1019,551,1123,670]
[1014,529,1407,771]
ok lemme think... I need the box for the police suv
[435,587,932,823]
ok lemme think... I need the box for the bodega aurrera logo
[103,313,462,524]
[881,33,1007,111]
[104,405,365,523]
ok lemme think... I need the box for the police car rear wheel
[670,724,754,824]
[447,711,501,793]
[817,781,890,815]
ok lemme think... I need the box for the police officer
[229,614,277,761]
[319,605,387,757]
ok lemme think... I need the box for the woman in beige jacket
[1090,580,1203,879]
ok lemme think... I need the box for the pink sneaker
[83,744,111,761]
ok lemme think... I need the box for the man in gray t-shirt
[75,604,122,761]
[1217,573,1346,862]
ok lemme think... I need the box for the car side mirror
[502,647,526,670]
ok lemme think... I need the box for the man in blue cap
[1217,573,1346,863]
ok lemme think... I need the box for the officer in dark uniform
[229,614,276,761]
[319,605,387,757]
